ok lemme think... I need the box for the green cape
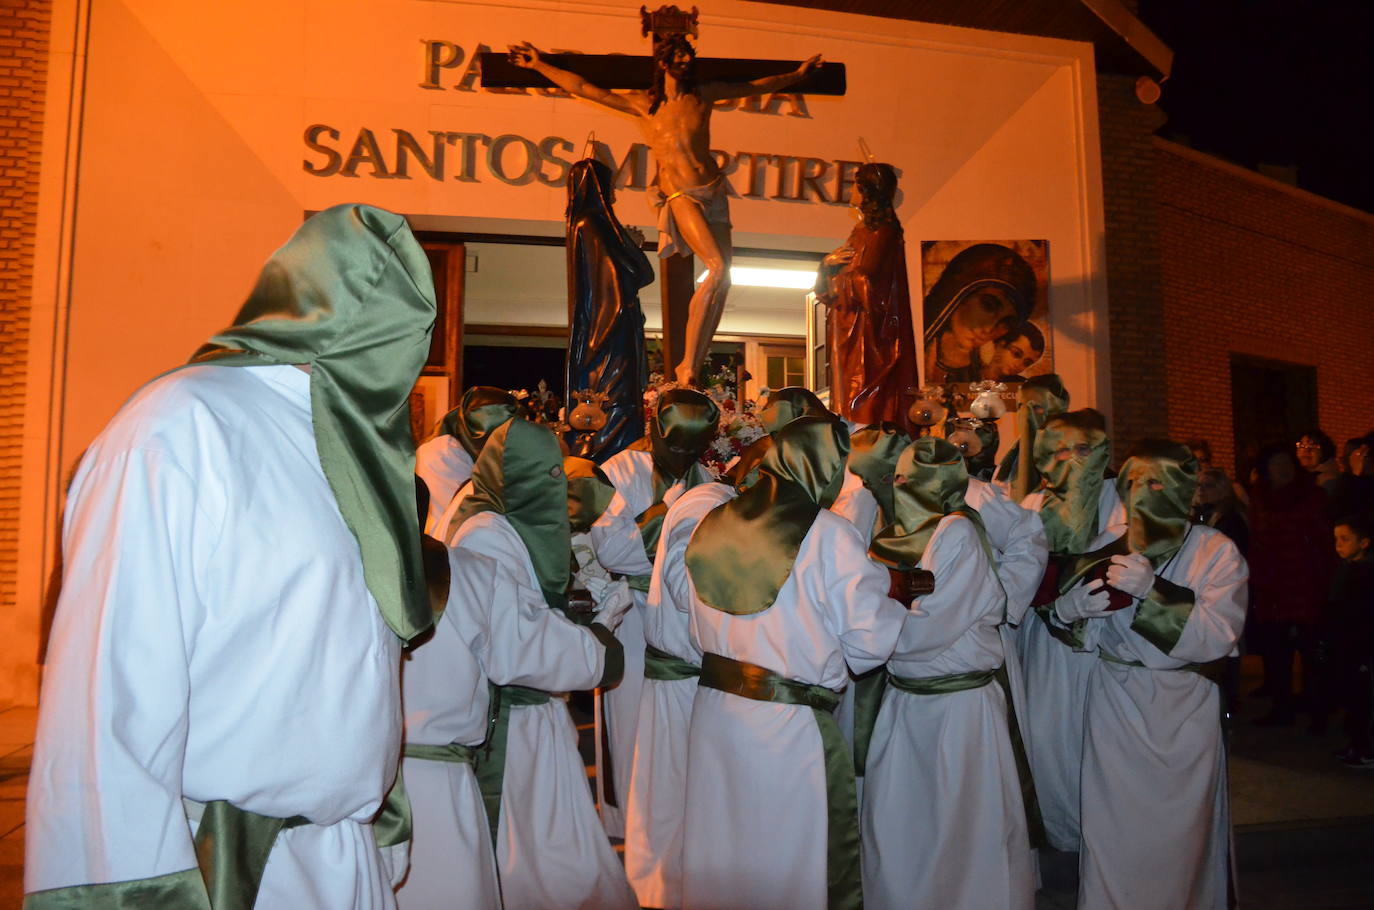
[189,203,436,643]
[440,386,519,460]
[1033,410,1109,555]
[686,415,850,615]
[451,419,572,611]
[870,437,986,571]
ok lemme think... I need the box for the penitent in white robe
[26,365,400,907]
[964,477,1047,793]
[681,509,906,910]
[828,469,882,754]
[1016,484,1126,851]
[398,514,620,910]
[861,514,1036,910]
[588,447,705,836]
[430,511,636,910]
[1076,525,1247,910]
[416,434,474,534]
[624,481,737,910]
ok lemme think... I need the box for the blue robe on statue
[565,158,655,462]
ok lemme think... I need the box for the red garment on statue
[826,222,919,435]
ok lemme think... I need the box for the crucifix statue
[493,6,840,384]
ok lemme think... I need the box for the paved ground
[3,657,1371,906]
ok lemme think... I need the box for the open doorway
[1229,353,1317,480]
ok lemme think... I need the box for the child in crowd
[1327,515,1374,767]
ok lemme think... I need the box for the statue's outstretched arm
[702,54,823,102]
[509,42,644,116]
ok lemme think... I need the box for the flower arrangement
[644,363,767,478]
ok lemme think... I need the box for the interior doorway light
[696,266,818,289]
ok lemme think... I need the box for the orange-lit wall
[11,0,1109,704]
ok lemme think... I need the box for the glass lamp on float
[968,380,1009,420]
[945,417,985,459]
[907,385,949,436]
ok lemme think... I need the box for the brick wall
[1157,139,1374,475]
[0,1,52,647]
[1096,72,1169,458]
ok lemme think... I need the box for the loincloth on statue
[652,175,731,259]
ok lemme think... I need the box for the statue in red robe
[817,162,919,435]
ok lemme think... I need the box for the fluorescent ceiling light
[696,266,818,289]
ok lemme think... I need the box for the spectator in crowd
[1248,443,1334,726]
[1333,435,1374,520]
[1324,515,1374,767]
[1187,438,1249,510]
[1296,429,1342,498]
[1192,468,1249,556]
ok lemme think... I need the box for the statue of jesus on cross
[509,10,822,384]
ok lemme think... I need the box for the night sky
[1139,0,1374,214]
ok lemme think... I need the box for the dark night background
[1139,0,1374,214]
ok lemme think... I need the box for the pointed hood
[441,386,520,460]
[190,203,436,642]
[1033,409,1109,555]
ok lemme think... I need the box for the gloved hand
[589,575,634,630]
[1054,578,1114,623]
[1106,553,1155,600]
[377,839,410,889]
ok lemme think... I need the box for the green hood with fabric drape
[1033,410,1109,555]
[870,437,986,571]
[440,386,520,460]
[450,419,572,611]
[996,374,1070,501]
[190,203,436,643]
[846,422,911,530]
[1116,440,1199,567]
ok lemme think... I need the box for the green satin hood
[565,456,616,533]
[635,388,721,480]
[1033,410,1109,555]
[686,415,850,615]
[441,386,519,460]
[759,386,831,433]
[870,437,981,571]
[1116,440,1199,567]
[997,373,1070,501]
[846,422,912,528]
[724,434,772,492]
[451,419,572,610]
[190,203,436,643]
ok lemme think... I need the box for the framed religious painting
[920,240,1051,386]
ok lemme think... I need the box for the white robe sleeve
[820,515,907,675]
[27,448,214,895]
[973,490,1048,626]
[904,517,999,662]
[1145,532,1249,664]
[450,545,609,692]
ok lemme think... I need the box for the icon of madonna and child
[920,239,1051,385]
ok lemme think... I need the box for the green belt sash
[404,741,478,764]
[190,799,309,910]
[1097,650,1225,686]
[849,668,886,776]
[886,665,1047,848]
[644,643,701,681]
[475,684,552,848]
[699,652,860,910]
